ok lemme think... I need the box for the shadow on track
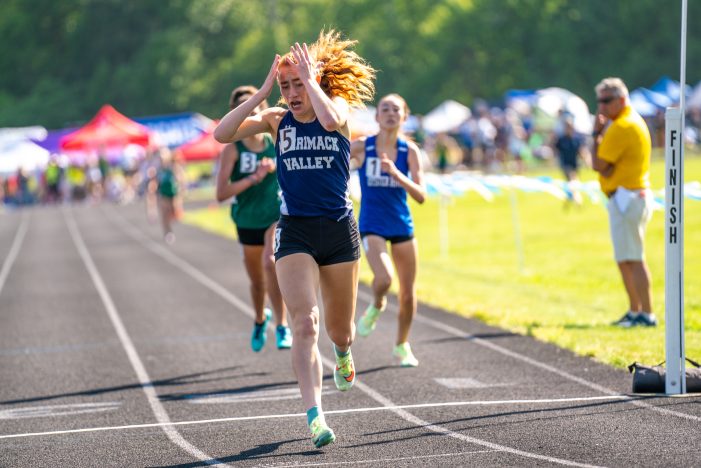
[345,397,657,448]
[147,437,322,468]
[158,379,299,401]
[0,366,253,405]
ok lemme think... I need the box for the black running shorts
[274,215,361,266]
[360,232,414,244]
[236,225,271,246]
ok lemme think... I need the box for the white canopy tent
[348,106,379,137]
[687,81,701,109]
[348,105,420,138]
[535,87,593,134]
[422,100,471,134]
[0,139,50,175]
[0,126,47,144]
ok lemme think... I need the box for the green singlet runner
[229,134,280,229]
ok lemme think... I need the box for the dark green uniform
[230,135,280,229]
[157,167,178,198]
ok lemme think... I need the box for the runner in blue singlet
[350,94,426,367]
[213,29,376,449]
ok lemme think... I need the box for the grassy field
[182,153,700,369]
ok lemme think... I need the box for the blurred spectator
[432,133,460,173]
[505,108,528,174]
[44,158,63,203]
[492,107,512,171]
[456,117,475,168]
[475,104,497,170]
[554,118,588,205]
[16,168,34,205]
[67,164,87,201]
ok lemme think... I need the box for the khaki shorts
[607,189,653,262]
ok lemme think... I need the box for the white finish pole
[664,108,685,394]
[664,0,687,395]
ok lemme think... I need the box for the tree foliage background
[0,0,698,128]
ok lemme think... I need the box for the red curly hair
[279,29,376,108]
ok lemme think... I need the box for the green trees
[0,0,697,128]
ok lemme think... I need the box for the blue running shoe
[251,308,272,352]
[276,325,292,349]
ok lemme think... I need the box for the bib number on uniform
[366,157,382,178]
[279,126,296,154]
[240,152,258,174]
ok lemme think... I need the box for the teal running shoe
[276,325,292,349]
[357,304,383,337]
[393,342,419,367]
[333,349,356,391]
[251,308,272,352]
[309,416,336,448]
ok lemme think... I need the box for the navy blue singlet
[275,112,352,220]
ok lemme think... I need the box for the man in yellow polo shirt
[592,77,656,327]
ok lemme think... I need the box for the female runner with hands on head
[214,30,375,448]
[350,94,426,367]
[215,85,291,353]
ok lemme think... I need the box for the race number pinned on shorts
[240,152,258,174]
[274,227,282,254]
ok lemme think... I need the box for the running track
[0,204,699,467]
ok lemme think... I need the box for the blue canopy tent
[650,75,692,103]
[134,112,212,148]
[629,89,660,118]
[639,87,674,109]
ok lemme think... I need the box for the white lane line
[341,368,603,467]
[63,208,228,467]
[0,402,121,420]
[357,289,701,423]
[0,394,635,440]
[252,449,498,467]
[187,386,339,404]
[435,377,509,389]
[0,211,29,298]
[105,209,604,468]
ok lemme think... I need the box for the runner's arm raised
[214,56,280,143]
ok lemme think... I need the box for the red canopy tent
[175,122,224,162]
[60,105,152,151]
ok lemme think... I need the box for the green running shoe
[309,416,336,448]
[393,342,419,367]
[251,308,272,352]
[333,349,356,391]
[357,304,383,337]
